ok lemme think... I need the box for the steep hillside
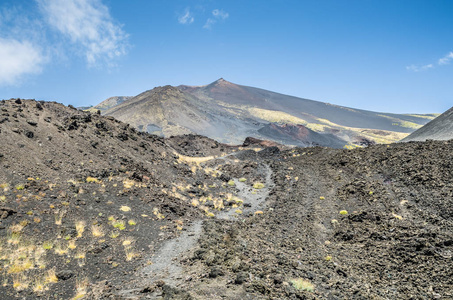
[401,106,453,142]
[0,99,265,299]
[104,85,345,148]
[181,78,435,135]
[101,79,434,147]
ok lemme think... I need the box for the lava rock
[56,270,74,280]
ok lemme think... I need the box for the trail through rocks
[118,155,274,299]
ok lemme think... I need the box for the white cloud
[203,18,216,29]
[203,8,229,29]
[407,51,453,72]
[212,9,229,20]
[406,64,434,72]
[438,52,453,65]
[0,38,45,85]
[178,9,194,24]
[37,0,128,66]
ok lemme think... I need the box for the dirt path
[117,156,274,299]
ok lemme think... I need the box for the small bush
[253,182,265,189]
[290,278,314,292]
[86,177,99,183]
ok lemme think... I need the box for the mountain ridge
[99,79,436,147]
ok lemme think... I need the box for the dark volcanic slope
[100,79,435,148]
[182,141,453,299]
[401,106,453,142]
[258,123,346,148]
[182,78,433,133]
[104,85,348,147]
[0,99,266,299]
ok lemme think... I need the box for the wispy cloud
[0,38,45,85]
[438,52,453,65]
[37,0,129,66]
[212,9,229,20]
[407,51,453,72]
[178,9,194,25]
[406,64,434,72]
[203,9,229,29]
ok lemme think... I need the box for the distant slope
[181,78,433,133]
[104,85,347,147]
[91,96,132,112]
[401,106,453,142]
[102,78,435,147]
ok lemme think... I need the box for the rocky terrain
[0,99,452,299]
[99,79,436,147]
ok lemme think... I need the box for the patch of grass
[86,177,99,183]
[239,178,247,182]
[32,278,48,293]
[73,277,89,300]
[91,225,105,237]
[112,220,126,230]
[7,259,33,274]
[339,210,348,215]
[290,278,315,292]
[253,182,265,189]
[122,237,134,247]
[75,221,85,238]
[68,240,77,250]
[15,184,25,190]
[45,268,58,283]
[75,250,86,267]
[120,205,131,212]
[8,232,22,245]
[42,241,53,250]
[128,220,136,226]
[109,231,120,238]
[227,180,235,186]
[12,274,29,291]
[124,247,138,261]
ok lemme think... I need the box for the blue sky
[0,0,452,113]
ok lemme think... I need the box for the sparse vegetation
[290,278,315,292]
[120,205,131,212]
[253,182,265,189]
[86,177,99,183]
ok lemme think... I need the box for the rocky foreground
[0,99,452,299]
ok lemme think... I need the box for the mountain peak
[213,78,231,85]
